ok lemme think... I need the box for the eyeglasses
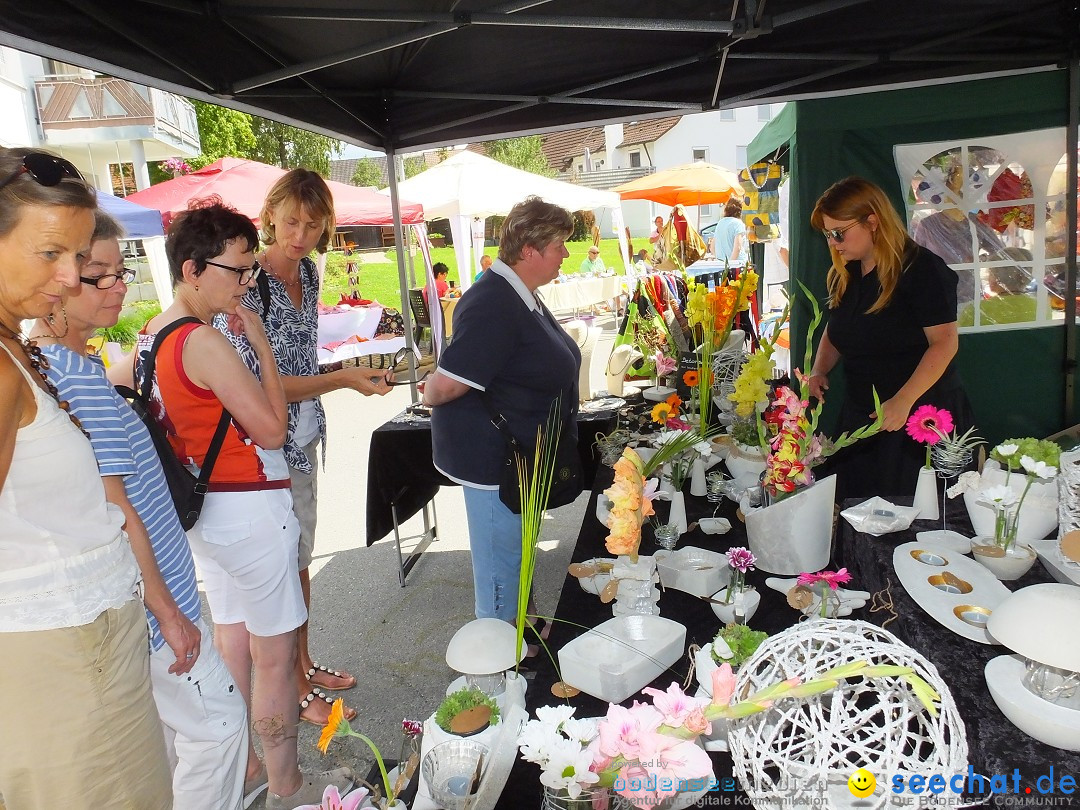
[385,347,430,386]
[204,259,262,285]
[821,220,865,243]
[80,268,136,290]
[0,152,83,194]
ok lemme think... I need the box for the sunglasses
[821,219,865,243]
[80,268,136,290]
[384,347,430,386]
[0,152,83,194]
[204,259,262,285]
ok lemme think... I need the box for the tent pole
[386,145,420,398]
[1066,55,1078,425]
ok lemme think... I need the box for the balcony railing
[562,166,654,191]
[34,75,199,148]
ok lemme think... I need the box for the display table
[537,276,622,312]
[316,305,412,365]
[365,408,619,584]
[495,472,1078,808]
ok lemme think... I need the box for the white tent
[384,150,630,287]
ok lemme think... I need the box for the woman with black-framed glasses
[807,176,974,501]
[0,147,172,807]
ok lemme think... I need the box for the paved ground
[239,311,623,805]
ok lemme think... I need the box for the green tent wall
[748,71,1073,446]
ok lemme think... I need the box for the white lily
[1020,455,1057,480]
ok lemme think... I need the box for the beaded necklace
[0,320,86,434]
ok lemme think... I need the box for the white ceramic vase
[709,587,760,624]
[669,491,688,534]
[690,457,707,497]
[971,541,1038,581]
[913,466,940,521]
[744,475,836,575]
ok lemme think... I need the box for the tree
[188,101,257,170]
[249,117,342,175]
[351,157,384,187]
[403,154,427,178]
[484,136,554,177]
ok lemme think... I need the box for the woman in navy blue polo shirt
[423,197,581,623]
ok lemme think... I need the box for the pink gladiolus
[905,405,954,445]
[796,568,852,590]
[616,732,713,806]
[654,352,677,377]
[711,663,736,706]
[596,702,662,762]
[641,682,701,728]
[295,784,368,810]
[682,706,711,736]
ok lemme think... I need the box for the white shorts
[150,619,248,810]
[289,439,320,571]
[188,489,307,637]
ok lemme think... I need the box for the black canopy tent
[0,0,1075,405]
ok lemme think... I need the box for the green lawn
[321,238,630,310]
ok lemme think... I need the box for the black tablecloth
[365,410,619,544]
[496,471,1079,808]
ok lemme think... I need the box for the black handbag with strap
[480,392,582,515]
[116,317,231,531]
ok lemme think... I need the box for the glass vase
[542,784,612,810]
[994,504,1019,552]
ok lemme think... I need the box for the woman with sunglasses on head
[119,199,353,809]
[217,169,390,730]
[0,148,172,807]
[34,209,250,810]
[808,176,974,500]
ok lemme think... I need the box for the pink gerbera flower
[796,568,852,590]
[905,405,954,445]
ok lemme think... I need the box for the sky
[340,143,382,158]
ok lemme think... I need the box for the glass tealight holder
[654,522,680,550]
[422,740,489,810]
[465,671,506,698]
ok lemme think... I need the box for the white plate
[1029,537,1080,586]
[580,396,626,412]
[916,529,972,554]
[764,577,871,617]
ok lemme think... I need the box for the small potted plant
[434,687,501,737]
[428,232,446,248]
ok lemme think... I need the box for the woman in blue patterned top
[220,169,391,726]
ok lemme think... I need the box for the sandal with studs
[299,687,357,726]
[306,662,357,691]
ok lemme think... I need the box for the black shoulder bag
[116,317,232,531]
[480,392,583,515]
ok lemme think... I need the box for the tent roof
[385,150,619,219]
[97,191,165,239]
[126,157,424,227]
[0,1,1071,152]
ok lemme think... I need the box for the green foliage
[991,437,1061,469]
[351,157,384,187]
[402,155,427,179]
[433,688,500,734]
[570,210,597,242]
[188,101,257,171]
[249,117,341,175]
[711,624,768,669]
[484,136,554,177]
[730,416,760,448]
[98,300,161,349]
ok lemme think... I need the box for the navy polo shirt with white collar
[432,259,580,488]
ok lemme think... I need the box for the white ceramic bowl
[970,542,1038,581]
[986,654,1080,751]
[575,557,615,595]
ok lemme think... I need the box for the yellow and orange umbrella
[613,161,743,207]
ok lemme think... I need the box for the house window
[699,204,713,217]
[757,104,772,121]
[629,151,641,168]
[896,134,1064,332]
[718,108,735,121]
[692,147,708,163]
[736,145,748,170]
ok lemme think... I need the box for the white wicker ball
[727,619,968,810]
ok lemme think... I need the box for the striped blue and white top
[43,345,201,651]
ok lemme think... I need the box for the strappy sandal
[299,687,357,726]
[306,662,357,691]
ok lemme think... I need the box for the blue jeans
[462,486,522,621]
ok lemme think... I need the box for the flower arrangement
[518,660,940,809]
[603,448,657,562]
[434,687,501,735]
[318,701,421,809]
[796,569,853,618]
[723,547,755,604]
[652,351,676,386]
[906,405,982,473]
[160,157,191,175]
[982,438,1060,551]
[730,283,884,500]
[728,298,790,418]
[649,393,685,428]
[295,784,368,810]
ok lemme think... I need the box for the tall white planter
[743,475,836,575]
[690,457,707,497]
[669,491,688,535]
[913,467,940,521]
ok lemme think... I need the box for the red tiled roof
[539,126,605,173]
[619,116,681,148]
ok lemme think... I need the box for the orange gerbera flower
[683,370,700,387]
[317,698,347,754]
[665,393,682,412]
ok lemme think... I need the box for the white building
[0,46,199,193]
[542,106,781,237]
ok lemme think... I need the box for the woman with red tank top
[113,201,353,809]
